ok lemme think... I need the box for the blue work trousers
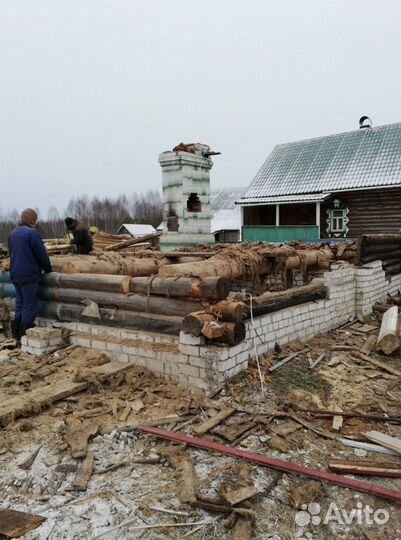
[13,282,39,327]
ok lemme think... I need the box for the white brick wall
[34,261,400,394]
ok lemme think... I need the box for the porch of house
[241,200,322,243]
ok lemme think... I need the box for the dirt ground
[0,315,400,540]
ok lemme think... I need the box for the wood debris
[66,451,95,491]
[0,509,46,538]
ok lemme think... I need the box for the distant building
[211,187,245,242]
[237,118,401,242]
[117,224,156,237]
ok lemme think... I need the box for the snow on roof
[118,224,156,237]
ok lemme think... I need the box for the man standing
[8,208,53,339]
[64,217,93,254]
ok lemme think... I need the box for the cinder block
[27,338,50,348]
[179,331,205,346]
[179,344,200,356]
[179,363,200,377]
[91,339,107,350]
[106,342,122,353]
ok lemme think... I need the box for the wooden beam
[328,459,401,478]
[139,426,401,502]
[104,232,162,252]
[194,407,236,436]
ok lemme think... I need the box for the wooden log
[130,276,230,301]
[362,243,401,256]
[159,257,253,280]
[38,287,202,317]
[361,252,400,264]
[206,321,246,346]
[50,256,160,277]
[194,407,236,436]
[3,297,182,334]
[182,312,215,336]
[250,282,328,317]
[162,252,215,258]
[209,300,246,322]
[182,311,245,344]
[285,250,334,271]
[376,306,400,355]
[104,232,162,252]
[41,273,131,294]
[362,234,401,245]
[328,459,401,478]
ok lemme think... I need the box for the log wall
[320,187,401,238]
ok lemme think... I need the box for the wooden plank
[332,406,343,432]
[194,407,236,436]
[339,438,401,456]
[364,431,401,455]
[328,459,401,478]
[0,361,129,426]
[139,426,401,502]
[0,509,45,538]
[220,485,257,506]
[269,348,309,373]
[67,451,95,491]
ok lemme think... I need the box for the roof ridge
[274,121,401,148]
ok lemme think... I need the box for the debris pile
[0,305,401,539]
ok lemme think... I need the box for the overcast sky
[0,0,400,216]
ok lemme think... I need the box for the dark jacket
[8,225,52,283]
[66,220,93,255]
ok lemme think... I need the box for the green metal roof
[239,122,401,204]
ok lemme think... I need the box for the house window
[330,209,346,233]
[187,193,202,212]
[326,199,349,237]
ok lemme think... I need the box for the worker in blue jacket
[8,208,53,340]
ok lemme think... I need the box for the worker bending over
[64,217,93,255]
[8,208,53,339]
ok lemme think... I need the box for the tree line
[0,190,163,243]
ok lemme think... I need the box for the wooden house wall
[320,187,401,238]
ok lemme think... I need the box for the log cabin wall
[320,187,401,238]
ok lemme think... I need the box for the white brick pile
[21,327,64,356]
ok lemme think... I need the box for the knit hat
[20,208,38,227]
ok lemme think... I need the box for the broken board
[0,361,130,426]
[0,509,45,538]
[364,431,401,455]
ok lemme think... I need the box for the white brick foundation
[32,261,400,393]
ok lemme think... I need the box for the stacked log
[181,283,327,345]
[182,300,247,346]
[50,255,160,277]
[0,271,233,336]
[359,234,401,275]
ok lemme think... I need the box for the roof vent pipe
[359,116,373,129]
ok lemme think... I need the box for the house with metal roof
[210,187,245,242]
[237,118,401,242]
